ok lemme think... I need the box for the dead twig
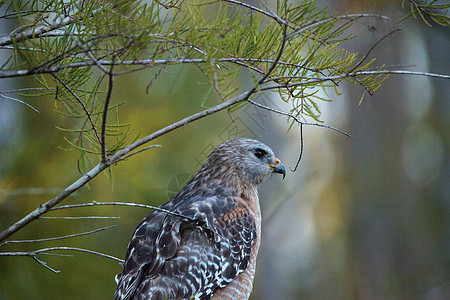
[0,247,123,273]
[0,225,116,247]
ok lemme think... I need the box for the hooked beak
[265,157,286,179]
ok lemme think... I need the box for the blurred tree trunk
[336,2,449,299]
[252,1,449,299]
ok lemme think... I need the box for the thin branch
[51,74,101,144]
[222,0,289,26]
[348,28,402,74]
[261,70,450,92]
[48,202,194,222]
[246,98,350,137]
[68,32,110,74]
[0,225,116,247]
[291,123,304,172]
[0,45,48,52]
[115,144,162,163]
[0,93,39,113]
[0,246,124,273]
[39,216,120,219]
[76,73,107,149]
[0,15,74,47]
[3,55,449,80]
[32,255,60,273]
[7,247,123,262]
[258,0,288,26]
[101,60,115,163]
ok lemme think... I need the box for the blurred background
[0,0,448,299]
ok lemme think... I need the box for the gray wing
[113,195,257,300]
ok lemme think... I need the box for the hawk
[114,138,286,300]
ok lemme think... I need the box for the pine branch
[101,62,115,162]
[0,15,74,47]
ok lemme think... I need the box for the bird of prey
[114,138,286,300]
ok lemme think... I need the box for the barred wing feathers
[114,193,257,300]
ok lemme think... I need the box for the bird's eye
[254,148,266,159]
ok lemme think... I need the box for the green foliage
[1,0,391,166]
[400,0,450,26]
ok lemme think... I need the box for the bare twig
[39,216,120,220]
[0,93,39,113]
[0,45,48,52]
[348,28,402,74]
[48,202,194,222]
[291,123,304,172]
[32,255,61,273]
[115,144,162,163]
[4,247,123,262]
[222,0,290,27]
[0,225,116,247]
[246,98,350,137]
[258,0,288,26]
[101,60,115,163]
[0,246,124,273]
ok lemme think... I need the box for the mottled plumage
[114,138,285,300]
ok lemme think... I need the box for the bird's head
[203,138,286,186]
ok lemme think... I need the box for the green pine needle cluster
[400,0,450,26]
[2,0,393,167]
